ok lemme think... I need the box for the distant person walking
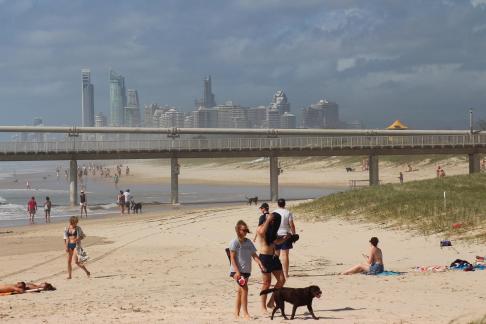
[125,166,130,176]
[436,166,442,178]
[44,196,52,223]
[27,196,37,224]
[26,180,31,190]
[123,189,132,214]
[398,172,404,184]
[117,190,125,215]
[80,190,88,218]
[64,216,90,279]
[274,199,296,279]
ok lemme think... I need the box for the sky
[1,0,486,129]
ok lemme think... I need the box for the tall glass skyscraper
[81,69,94,127]
[203,75,216,108]
[124,89,141,127]
[109,70,126,126]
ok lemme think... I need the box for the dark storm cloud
[0,0,485,127]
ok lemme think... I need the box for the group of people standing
[26,190,88,224]
[116,189,133,214]
[228,198,384,319]
[229,198,296,319]
[27,196,51,224]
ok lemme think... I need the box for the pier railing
[1,134,485,154]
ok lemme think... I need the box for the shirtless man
[255,203,288,314]
[0,282,26,294]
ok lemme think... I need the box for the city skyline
[1,1,486,128]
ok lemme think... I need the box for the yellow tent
[387,120,408,130]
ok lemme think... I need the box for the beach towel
[376,271,406,276]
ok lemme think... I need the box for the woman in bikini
[64,216,90,279]
[342,237,384,275]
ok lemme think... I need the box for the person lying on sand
[25,282,56,291]
[0,282,26,294]
[342,237,384,275]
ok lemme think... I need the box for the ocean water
[0,160,343,226]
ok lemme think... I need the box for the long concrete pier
[0,126,484,205]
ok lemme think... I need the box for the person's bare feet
[86,271,90,277]
[261,308,269,316]
[242,313,251,320]
[66,276,71,280]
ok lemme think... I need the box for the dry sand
[119,157,469,188]
[1,202,485,323]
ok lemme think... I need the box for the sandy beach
[1,200,485,323]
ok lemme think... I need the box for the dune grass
[294,173,486,240]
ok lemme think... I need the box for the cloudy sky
[1,0,486,128]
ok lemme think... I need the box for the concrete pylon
[468,153,480,174]
[69,159,78,206]
[270,156,279,202]
[368,155,379,186]
[171,157,179,204]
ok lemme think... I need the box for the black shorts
[275,238,293,250]
[259,254,283,273]
[229,272,250,279]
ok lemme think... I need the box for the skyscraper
[124,89,141,127]
[109,70,126,126]
[81,69,95,127]
[270,90,290,114]
[203,75,216,108]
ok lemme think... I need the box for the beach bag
[77,246,89,264]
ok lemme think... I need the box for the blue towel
[376,270,405,276]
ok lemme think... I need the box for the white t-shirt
[273,207,293,236]
[123,191,131,203]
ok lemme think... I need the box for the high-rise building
[301,99,340,129]
[270,90,290,115]
[280,112,297,129]
[81,69,95,127]
[95,112,107,127]
[203,75,216,108]
[247,106,267,128]
[192,107,218,128]
[160,108,184,128]
[109,70,126,127]
[266,109,281,128]
[143,104,161,127]
[32,117,44,142]
[124,89,141,127]
[33,117,43,126]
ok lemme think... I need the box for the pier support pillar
[69,159,78,206]
[171,157,179,204]
[270,156,279,202]
[368,155,379,186]
[468,153,480,174]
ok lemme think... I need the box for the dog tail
[260,288,276,296]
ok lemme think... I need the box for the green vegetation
[294,174,486,240]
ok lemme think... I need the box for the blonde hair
[69,216,78,226]
[235,220,249,232]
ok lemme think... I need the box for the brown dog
[260,285,322,320]
[246,196,258,205]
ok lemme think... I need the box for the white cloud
[337,58,356,71]
[471,0,486,7]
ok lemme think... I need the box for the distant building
[184,115,194,128]
[160,108,184,128]
[124,89,141,127]
[192,107,218,128]
[215,102,249,128]
[95,112,107,127]
[301,99,340,129]
[270,90,290,115]
[109,70,126,126]
[143,104,161,127]
[202,75,216,108]
[81,69,94,127]
[266,109,280,128]
[280,112,297,129]
[247,106,267,128]
[32,117,44,142]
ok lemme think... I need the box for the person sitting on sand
[342,237,384,275]
[0,282,26,294]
